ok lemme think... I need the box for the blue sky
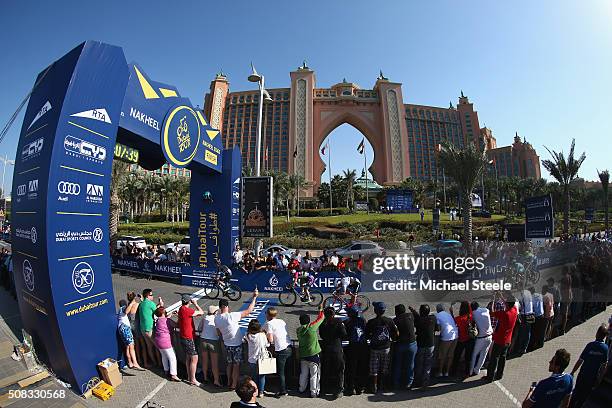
[1,0,611,193]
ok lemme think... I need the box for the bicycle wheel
[225,284,242,301]
[323,296,344,311]
[204,284,219,299]
[354,295,370,312]
[278,290,297,306]
[308,290,323,307]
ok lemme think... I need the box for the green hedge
[277,207,350,217]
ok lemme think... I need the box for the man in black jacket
[343,306,369,396]
[392,304,417,389]
[410,304,437,387]
[230,376,265,408]
[319,306,347,399]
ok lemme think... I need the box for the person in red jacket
[485,293,518,382]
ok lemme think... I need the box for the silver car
[331,241,385,259]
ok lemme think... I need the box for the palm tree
[438,141,489,252]
[542,139,586,235]
[598,169,609,231]
[110,160,130,239]
[342,169,357,210]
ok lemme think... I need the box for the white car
[116,235,147,250]
[164,237,190,253]
[261,244,295,257]
[330,240,386,258]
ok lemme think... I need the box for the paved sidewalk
[84,304,611,408]
[0,288,86,408]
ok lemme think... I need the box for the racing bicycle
[204,277,242,301]
[323,288,370,312]
[278,282,323,307]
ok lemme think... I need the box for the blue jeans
[275,347,292,393]
[393,341,417,387]
[249,362,266,393]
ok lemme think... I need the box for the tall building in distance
[204,66,541,196]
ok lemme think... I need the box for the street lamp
[248,63,272,255]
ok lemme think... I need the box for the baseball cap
[218,299,229,308]
[208,305,219,314]
[373,301,386,312]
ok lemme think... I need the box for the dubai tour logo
[63,135,106,163]
[86,183,104,204]
[23,259,34,292]
[21,137,44,161]
[57,181,80,202]
[72,261,95,294]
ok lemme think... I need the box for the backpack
[370,321,391,347]
[347,318,366,344]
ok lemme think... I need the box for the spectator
[230,376,265,408]
[319,306,347,399]
[559,267,573,335]
[522,349,572,408]
[470,301,492,377]
[569,325,609,408]
[530,287,547,351]
[126,292,145,368]
[392,304,417,389]
[515,288,535,357]
[297,304,325,398]
[262,308,292,397]
[330,252,339,267]
[215,291,259,390]
[485,294,518,382]
[543,284,556,341]
[154,306,180,382]
[246,319,270,397]
[116,299,143,371]
[365,302,399,393]
[343,306,368,395]
[138,289,162,367]
[435,303,458,378]
[198,305,222,387]
[451,301,475,379]
[178,295,204,386]
[410,304,436,387]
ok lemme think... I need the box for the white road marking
[494,380,522,407]
[135,379,167,408]
[165,287,209,313]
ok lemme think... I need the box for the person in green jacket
[297,303,325,398]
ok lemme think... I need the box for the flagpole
[364,144,369,214]
[328,141,333,215]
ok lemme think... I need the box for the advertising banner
[241,177,273,238]
[110,257,183,279]
[11,41,128,391]
[525,194,554,239]
[585,207,595,224]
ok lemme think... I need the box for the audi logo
[58,181,80,195]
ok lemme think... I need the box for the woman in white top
[116,299,144,370]
[198,305,222,387]
[246,319,270,397]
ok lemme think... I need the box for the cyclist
[289,259,315,302]
[214,259,233,291]
[336,270,361,306]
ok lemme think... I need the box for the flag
[357,138,365,154]
[321,143,328,156]
[293,147,297,158]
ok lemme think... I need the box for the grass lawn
[274,210,506,226]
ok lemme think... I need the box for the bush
[133,214,166,223]
[140,232,185,245]
[368,197,379,211]
[294,207,350,217]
